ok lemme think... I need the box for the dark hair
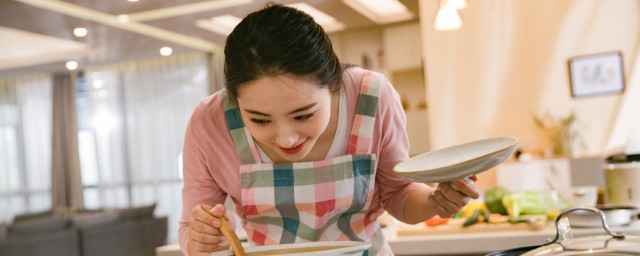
[224,4,342,100]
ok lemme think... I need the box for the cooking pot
[487,207,640,255]
[562,205,638,227]
[605,161,640,208]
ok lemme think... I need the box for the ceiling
[0,0,420,77]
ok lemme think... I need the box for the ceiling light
[116,15,130,23]
[444,0,467,10]
[159,47,173,56]
[286,3,346,33]
[342,0,414,24]
[73,27,88,37]
[434,5,462,31]
[65,61,78,71]
[195,14,242,35]
[127,0,139,2]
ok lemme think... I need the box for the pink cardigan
[178,67,422,254]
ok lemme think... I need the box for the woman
[179,4,479,256]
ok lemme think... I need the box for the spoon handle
[201,205,246,256]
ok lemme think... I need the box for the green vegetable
[462,209,482,227]
[482,210,490,223]
[484,186,510,215]
[501,191,547,218]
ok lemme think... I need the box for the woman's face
[236,74,333,162]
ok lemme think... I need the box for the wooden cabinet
[382,22,422,72]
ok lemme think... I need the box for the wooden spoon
[201,205,246,256]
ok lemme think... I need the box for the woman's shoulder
[343,67,392,93]
[191,90,224,117]
[187,90,229,132]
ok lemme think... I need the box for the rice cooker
[604,153,640,208]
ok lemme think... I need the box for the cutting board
[396,221,546,236]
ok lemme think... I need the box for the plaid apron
[222,71,392,255]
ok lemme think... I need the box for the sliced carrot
[488,214,509,223]
[425,215,450,227]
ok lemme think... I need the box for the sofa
[0,203,167,256]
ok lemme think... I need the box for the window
[0,75,52,222]
[76,53,210,242]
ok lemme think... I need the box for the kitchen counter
[156,221,640,256]
[384,220,640,255]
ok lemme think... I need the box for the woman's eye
[294,114,314,121]
[250,118,270,125]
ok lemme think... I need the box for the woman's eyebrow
[243,102,317,116]
[288,102,317,115]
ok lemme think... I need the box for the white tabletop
[156,221,640,256]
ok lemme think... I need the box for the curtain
[607,46,640,152]
[51,72,83,209]
[0,75,52,222]
[79,52,210,242]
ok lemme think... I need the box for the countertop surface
[156,220,640,256]
[384,219,640,255]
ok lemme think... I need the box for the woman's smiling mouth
[279,140,307,155]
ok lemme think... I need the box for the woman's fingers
[452,177,480,199]
[430,176,481,217]
[188,204,231,253]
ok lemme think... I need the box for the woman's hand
[187,204,233,255]
[427,175,480,218]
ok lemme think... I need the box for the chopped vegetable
[462,209,482,227]
[488,214,509,223]
[502,191,547,218]
[462,209,490,227]
[484,186,510,215]
[461,201,488,218]
[425,215,450,227]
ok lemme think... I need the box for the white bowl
[556,186,598,207]
[211,241,371,256]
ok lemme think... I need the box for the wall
[419,0,640,156]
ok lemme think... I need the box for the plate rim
[393,136,519,175]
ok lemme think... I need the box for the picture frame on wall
[568,51,625,98]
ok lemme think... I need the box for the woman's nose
[275,126,298,148]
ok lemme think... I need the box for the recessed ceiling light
[159,47,173,56]
[286,3,346,33]
[195,15,242,35]
[342,0,414,24]
[65,61,78,71]
[73,27,88,37]
[127,0,139,2]
[117,15,130,23]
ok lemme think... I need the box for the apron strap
[348,71,382,155]
[221,90,261,165]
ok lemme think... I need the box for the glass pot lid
[523,207,640,255]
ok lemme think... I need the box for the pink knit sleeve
[178,98,230,255]
[372,73,426,223]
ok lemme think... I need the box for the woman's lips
[280,140,307,155]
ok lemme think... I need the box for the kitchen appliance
[604,152,640,208]
[487,207,640,255]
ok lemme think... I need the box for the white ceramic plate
[393,137,519,183]
[211,241,371,256]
